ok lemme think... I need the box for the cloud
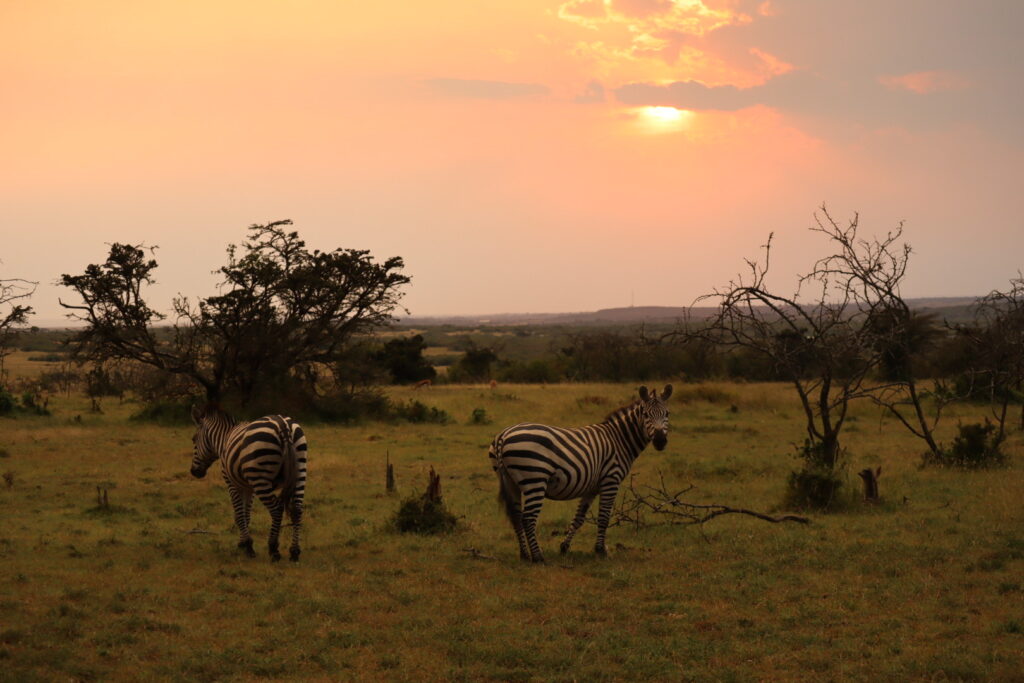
[613,66,1019,143]
[425,78,550,99]
[878,70,970,95]
[575,80,606,103]
[558,0,608,27]
[616,78,752,110]
[611,0,675,18]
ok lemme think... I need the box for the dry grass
[0,383,1022,680]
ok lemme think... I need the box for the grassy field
[1,376,1023,681]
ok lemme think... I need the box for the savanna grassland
[1,356,1023,681]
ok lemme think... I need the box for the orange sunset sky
[3,1,1023,323]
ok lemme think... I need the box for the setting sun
[636,106,693,132]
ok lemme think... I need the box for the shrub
[469,408,491,425]
[392,496,458,534]
[27,353,64,362]
[923,420,1006,469]
[782,440,845,510]
[0,388,15,415]
[497,359,563,383]
[130,400,196,425]
[783,467,843,510]
[390,400,451,424]
[391,468,458,534]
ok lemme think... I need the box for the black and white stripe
[489,384,673,562]
[189,405,308,562]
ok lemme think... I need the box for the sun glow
[636,106,693,132]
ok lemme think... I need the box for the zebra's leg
[288,497,303,562]
[593,484,620,558]
[254,485,285,562]
[559,494,595,556]
[520,484,548,563]
[228,486,256,558]
[512,507,531,562]
[289,447,307,562]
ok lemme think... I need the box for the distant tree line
[4,211,1023,489]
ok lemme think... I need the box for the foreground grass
[1,383,1023,681]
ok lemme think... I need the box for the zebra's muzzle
[190,465,208,479]
[652,430,668,451]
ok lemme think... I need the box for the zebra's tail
[273,417,299,512]
[490,434,521,526]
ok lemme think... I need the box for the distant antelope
[489,379,497,389]
[413,379,432,390]
[489,385,673,562]
[189,405,308,562]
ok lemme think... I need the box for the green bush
[390,400,451,424]
[27,353,64,362]
[469,407,491,425]
[783,467,843,510]
[0,388,15,415]
[782,440,845,510]
[924,420,1006,469]
[391,496,458,534]
[130,400,196,425]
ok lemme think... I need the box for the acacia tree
[0,275,36,383]
[691,207,913,504]
[60,221,409,411]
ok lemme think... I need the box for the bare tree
[689,206,921,505]
[807,211,952,460]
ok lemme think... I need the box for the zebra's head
[638,384,673,451]
[189,404,223,479]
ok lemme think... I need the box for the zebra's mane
[198,403,237,425]
[601,399,642,424]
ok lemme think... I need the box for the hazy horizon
[4,1,1022,325]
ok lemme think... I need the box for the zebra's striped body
[190,405,308,562]
[489,385,672,562]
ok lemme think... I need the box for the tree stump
[385,451,395,493]
[425,466,441,502]
[96,486,110,509]
[857,467,881,502]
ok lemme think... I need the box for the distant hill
[402,297,980,327]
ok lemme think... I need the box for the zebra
[489,384,673,563]
[189,405,308,562]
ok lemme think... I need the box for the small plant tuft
[469,407,491,425]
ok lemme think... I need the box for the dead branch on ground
[589,473,811,530]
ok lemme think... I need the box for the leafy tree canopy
[61,221,409,411]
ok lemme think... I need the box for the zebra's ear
[661,384,673,401]
[638,386,650,402]
[190,405,203,425]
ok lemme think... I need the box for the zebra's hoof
[531,555,546,564]
[559,542,571,555]
[238,540,256,558]
[270,552,282,562]
[289,549,300,562]
[594,546,608,558]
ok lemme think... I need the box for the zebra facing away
[189,405,308,562]
[489,384,673,563]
